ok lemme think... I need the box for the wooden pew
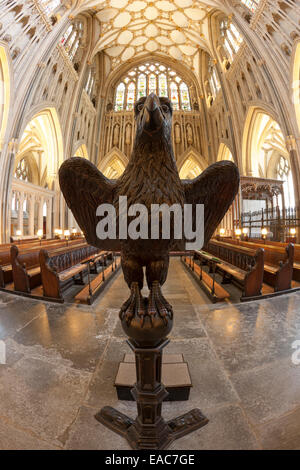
[182,252,230,303]
[261,243,294,291]
[206,240,265,299]
[39,245,99,301]
[11,245,41,293]
[219,238,295,290]
[0,250,12,287]
[0,238,85,288]
[75,254,120,305]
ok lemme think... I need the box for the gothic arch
[292,40,300,135]
[0,41,12,147]
[242,106,285,176]
[102,53,203,108]
[13,152,39,186]
[16,107,64,187]
[74,143,89,159]
[217,143,234,162]
[98,147,129,179]
[178,148,208,179]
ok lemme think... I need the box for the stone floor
[0,257,300,450]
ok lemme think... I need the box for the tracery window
[40,0,60,16]
[114,62,191,112]
[241,0,260,12]
[276,156,295,208]
[208,58,221,100]
[15,158,31,182]
[85,68,94,98]
[220,19,243,61]
[115,82,125,111]
[60,22,83,62]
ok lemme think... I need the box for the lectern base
[95,406,208,450]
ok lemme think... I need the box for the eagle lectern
[59,93,239,449]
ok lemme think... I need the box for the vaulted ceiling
[76,0,228,68]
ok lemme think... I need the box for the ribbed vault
[77,0,227,68]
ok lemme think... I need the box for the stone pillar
[28,195,35,237]
[68,208,74,230]
[17,192,24,234]
[46,198,52,239]
[38,196,44,233]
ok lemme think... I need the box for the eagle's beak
[141,93,164,134]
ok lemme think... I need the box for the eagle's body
[114,108,184,268]
[59,94,239,324]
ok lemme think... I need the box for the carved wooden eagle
[59,94,239,323]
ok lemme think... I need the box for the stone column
[46,198,52,239]
[38,196,44,233]
[17,192,24,234]
[28,194,35,237]
[68,208,74,230]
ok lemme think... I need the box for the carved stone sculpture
[59,93,239,449]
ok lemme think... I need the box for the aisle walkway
[0,258,300,449]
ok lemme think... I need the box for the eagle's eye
[161,104,169,113]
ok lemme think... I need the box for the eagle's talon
[148,281,173,325]
[119,282,144,326]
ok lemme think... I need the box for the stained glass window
[126,82,136,110]
[114,62,192,111]
[60,21,83,63]
[149,74,157,95]
[220,20,243,60]
[180,83,191,111]
[159,74,168,97]
[208,58,221,100]
[61,25,72,46]
[64,31,76,54]
[224,38,234,60]
[115,83,125,111]
[170,82,179,110]
[40,0,60,16]
[137,74,146,99]
[241,0,259,12]
[69,39,79,61]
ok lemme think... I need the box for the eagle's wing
[59,157,120,250]
[182,161,240,246]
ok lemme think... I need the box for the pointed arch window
[208,57,221,100]
[115,83,125,111]
[61,25,72,46]
[15,158,31,182]
[170,82,179,110]
[60,21,83,64]
[159,74,168,97]
[69,39,79,61]
[40,0,60,16]
[114,62,192,111]
[220,19,243,62]
[180,83,191,111]
[85,69,92,94]
[276,156,295,208]
[149,74,157,95]
[126,82,136,110]
[137,74,146,99]
[241,0,260,12]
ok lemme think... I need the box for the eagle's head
[134,93,173,143]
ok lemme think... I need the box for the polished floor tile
[0,258,300,449]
